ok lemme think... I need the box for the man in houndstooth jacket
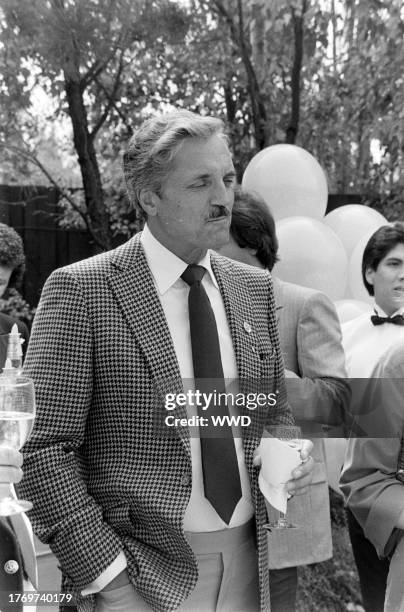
[19,110,313,612]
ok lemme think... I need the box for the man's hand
[286,439,313,496]
[253,438,314,496]
[0,448,23,483]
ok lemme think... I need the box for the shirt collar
[373,302,404,317]
[140,224,219,295]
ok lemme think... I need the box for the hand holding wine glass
[256,425,305,530]
[0,375,35,516]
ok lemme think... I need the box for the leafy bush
[0,288,35,326]
[296,490,364,611]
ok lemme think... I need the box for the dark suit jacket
[341,341,404,559]
[20,234,293,612]
[0,517,24,611]
[0,312,29,368]
[0,313,36,603]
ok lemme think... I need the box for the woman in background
[0,222,29,366]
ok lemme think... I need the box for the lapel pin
[243,321,252,333]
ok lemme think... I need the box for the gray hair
[123,110,226,218]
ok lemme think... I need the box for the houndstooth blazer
[19,233,293,612]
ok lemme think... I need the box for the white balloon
[324,205,387,258]
[274,216,348,301]
[334,299,372,324]
[242,144,328,221]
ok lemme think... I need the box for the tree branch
[90,50,125,140]
[0,142,106,250]
[81,28,127,92]
[210,0,268,148]
[92,73,131,129]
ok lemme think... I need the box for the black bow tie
[371,314,404,326]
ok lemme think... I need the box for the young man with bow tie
[342,223,404,378]
[341,222,404,612]
[19,110,313,612]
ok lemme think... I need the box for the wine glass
[0,375,35,516]
[263,425,303,531]
[0,329,24,371]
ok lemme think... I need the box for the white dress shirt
[83,225,253,594]
[342,304,404,377]
[141,224,253,530]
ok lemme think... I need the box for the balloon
[274,217,348,301]
[324,205,387,258]
[242,144,328,221]
[348,230,379,304]
[334,299,372,324]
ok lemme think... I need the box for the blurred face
[365,243,404,315]
[218,234,263,268]
[0,265,12,298]
[145,135,236,263]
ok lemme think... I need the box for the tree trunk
[212,0,269,149]
[331,0,338,74]
[52,0,111,252]
[286,0,307,144]
[64,76,111,251]
[250,0,265,77]
[235,0,268,149]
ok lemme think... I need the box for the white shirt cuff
[81,551,127,595]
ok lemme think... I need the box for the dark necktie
[371,313,404,326]
[0,517,23,612]
[181,264,242,524]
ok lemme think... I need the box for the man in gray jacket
[219,187,349,611]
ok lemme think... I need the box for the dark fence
[0,185,127,307]
[326,193,363,212]
[0,185,362,308]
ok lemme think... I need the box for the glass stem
[0,482,13,500]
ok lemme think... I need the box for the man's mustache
[209,205,231,219]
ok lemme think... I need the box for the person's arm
[264,276,314,494]
[340,374,404,557]
[19,268,123,590]
[288,292,349,426]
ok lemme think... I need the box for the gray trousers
[96,520,259,612]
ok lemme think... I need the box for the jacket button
[4,559,19,574]
[180,473,191,486]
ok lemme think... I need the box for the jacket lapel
[211,255,267,450]
[107,234,190,455]
[211,254,262,379]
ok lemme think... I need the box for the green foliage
[0,288,36,325]
[1,0,403,233]
[296,490,364,612]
